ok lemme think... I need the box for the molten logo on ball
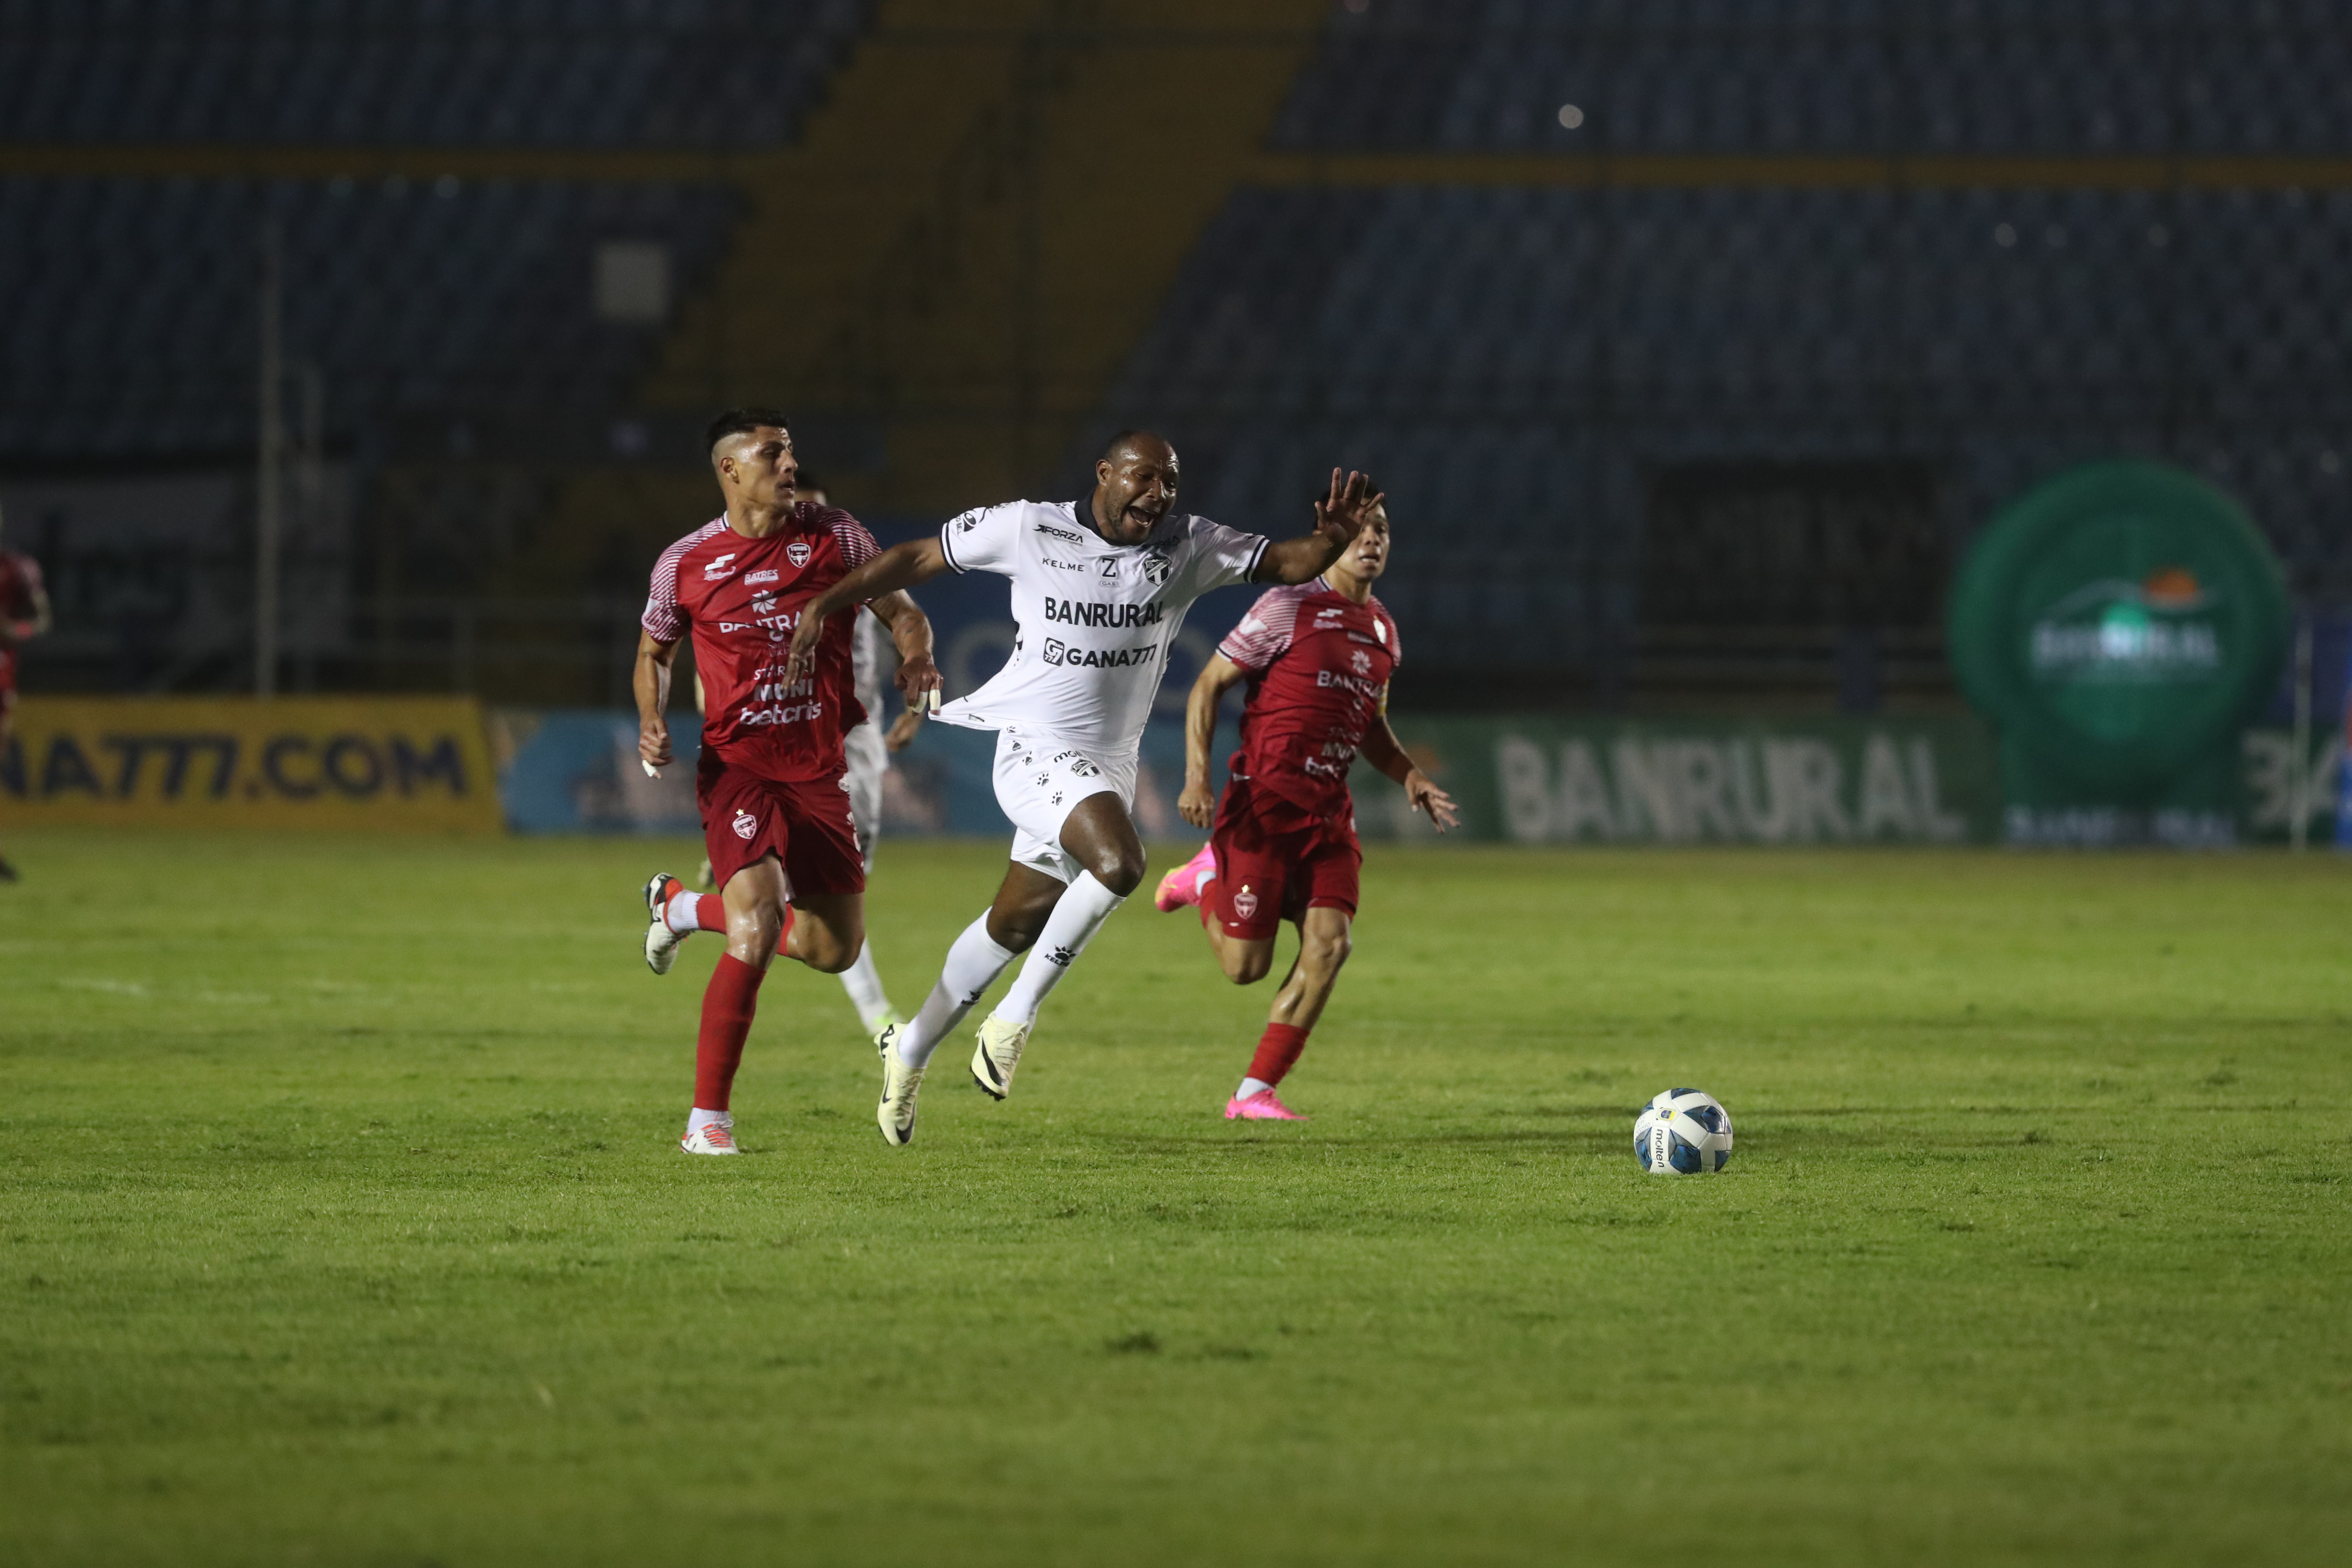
[1634,1088,1734,1174]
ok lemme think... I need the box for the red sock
[692,894,725,932]
[693,953,766,1111]
[1246,1023,1310,1089]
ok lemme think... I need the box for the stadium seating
[1271,3,2352,156]
[0,0,872,149]
[0,175,738,457]
[1075,177,2352,664]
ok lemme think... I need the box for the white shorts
[992,728,1135,885]
[843,719,886,872]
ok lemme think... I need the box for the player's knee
[1087,843,1147,898]
[1224,948,1272,986]
[1304,928,1352,974]
[803,941,856,975]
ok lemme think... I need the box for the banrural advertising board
[1947,461,2292,847]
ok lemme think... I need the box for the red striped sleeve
[1217,584,1312,672]
[641,518,726,643]
[822,507,881,575]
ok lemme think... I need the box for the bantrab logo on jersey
[1142,549,1174,587]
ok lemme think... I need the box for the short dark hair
[706,406,790,451]
[1100,428,1172,463]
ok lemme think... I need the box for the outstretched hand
[1406,769,1460,834]
[1313,468,1384,551]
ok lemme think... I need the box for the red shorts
[1207,774,1360,941]
[696,751,867,899]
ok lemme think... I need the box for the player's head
[1091,429,1179,545]
[706,406,797,512]
[1322,477,1388,583]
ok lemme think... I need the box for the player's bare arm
[634,631,681,768]
[1179,653,1250,829]
[781,537,949,687]
[1253,469,1384,585]
[1360,718,1459,832]
[864,587,944,717]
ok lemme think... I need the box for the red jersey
[641,505,880,783]
[0,550,42,627]
[0,550,43,691]
[1217,577,1401,820]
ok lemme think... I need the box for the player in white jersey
[783,429,1383,1144]
[696,475,921,1035]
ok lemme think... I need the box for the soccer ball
[1634,1088,1734,1174]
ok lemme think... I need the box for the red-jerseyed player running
[1155,489,1456,1119]
[634,407,941,1155]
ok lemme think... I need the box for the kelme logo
[2028,566,2221,683]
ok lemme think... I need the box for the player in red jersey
[1155,489,1456,1119]
[0,501,55,883]
[633,408,941,1155]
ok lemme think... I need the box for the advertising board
[0,697,501,833]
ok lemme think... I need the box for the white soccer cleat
[969,1013,1030,1101]
[680,1120,739,1155]
[876,1026,925,1146]
[643,871,685,976]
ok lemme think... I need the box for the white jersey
[934,499,1268,757]
[851,606,891,721]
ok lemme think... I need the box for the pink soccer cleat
[1224,1088,1306,1121]
[1155,842,1218,913]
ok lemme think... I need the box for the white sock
[993,873,1125,1028]
[1237,1077,1273,1099]
[664,890,704,936]
[897,912,1018,1068]
[837,940,894,1031]
[686,1107,731,1135]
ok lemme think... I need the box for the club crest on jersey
[1099,558,1118,579]
[731,809,757,840]
[1142,549,1173,587]
[703,553,738,580]
[1232,886,1259,921]
[786,542,812,568]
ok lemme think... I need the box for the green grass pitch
[2,830,2347,1566]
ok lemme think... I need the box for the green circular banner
[1948,461,2290,796]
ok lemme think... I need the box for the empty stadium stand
[0,175,737,459]
[0,0,873,150]
[1060,3,2352,702]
